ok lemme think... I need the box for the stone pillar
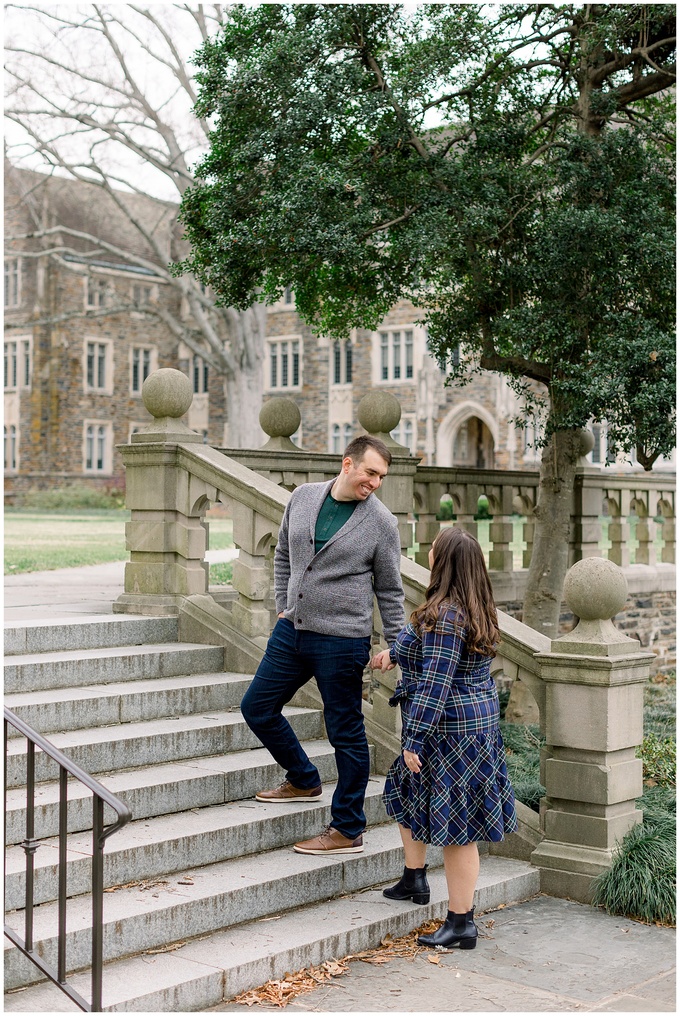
[530,557,653,903]
[230,502,277,638]
[413,480,442,568]
[114,369,205,616]
[357,391,418,553]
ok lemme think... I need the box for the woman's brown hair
[411,527,500,656]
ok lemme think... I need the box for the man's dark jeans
[241,618,371,839]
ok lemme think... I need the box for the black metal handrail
[4,707,132,1012]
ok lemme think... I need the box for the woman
[371,526,517,950]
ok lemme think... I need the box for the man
[241,435,404,855]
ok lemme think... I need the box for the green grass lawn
[4,510,233,575]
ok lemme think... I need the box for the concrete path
[3,550,237,622]
[211,895,675,1013]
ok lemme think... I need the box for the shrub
[591,804,676,926]
[19,485,125,510]
[636,733,676,788]
[499,721,545,814]
[436,498,454,521]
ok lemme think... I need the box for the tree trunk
[523,428,583,638]
[225,363,265,449]
[504,427,582,723]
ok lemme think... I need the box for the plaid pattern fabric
[382,609,518,846]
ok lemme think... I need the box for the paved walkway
[5,566,676,1013]
[212,895,675,1013]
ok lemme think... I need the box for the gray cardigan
[274,479,405,643]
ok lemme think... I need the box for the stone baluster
[570,432,603,565]
[633,494,656,566]
[658,496,675,565]
[530,557,653,903]
[605,489,631,568]
[230,502,277,639]
[456,483,479,541]
[114,369,207,616]
[357,390,418,554]
[413,480,442,568]
[488,485,514,573]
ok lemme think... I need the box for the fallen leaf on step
[145,941,186,955]
[177,879,194,886]
[428,955,441,964]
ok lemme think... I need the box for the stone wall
[498,591,676,676]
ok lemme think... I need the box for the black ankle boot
[417,907,477,949]
[383,865,430,905]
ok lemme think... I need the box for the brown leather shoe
[294,825,363,855]
[255,780,322,803]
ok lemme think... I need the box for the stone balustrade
[115,369,658,903]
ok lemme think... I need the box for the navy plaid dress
[382,606,517,846]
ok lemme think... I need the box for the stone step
[5,707,324,788]
[5,779,389,909]
[5,741,340,844]
[5,672,251,739]
[4,854,540,1005]
[5,643,226,694]
[4,615,179,657]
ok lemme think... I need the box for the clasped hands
[369,648,396,672]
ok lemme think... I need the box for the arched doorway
[452,416,495,468]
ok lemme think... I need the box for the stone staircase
[4,615,540,1012]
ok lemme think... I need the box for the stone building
[5,164,668,495]
[4,165,226,499]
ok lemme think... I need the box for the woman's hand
[403,749,421,773]
[370,649,395,672]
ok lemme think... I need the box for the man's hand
[370,649,395,672]
[403,749,421,773]
[277,612,285,618]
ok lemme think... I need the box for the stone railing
[114,369,655,903]
[224,395,675,603]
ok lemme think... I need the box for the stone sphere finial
[357,391,402,447]
[142,369,193,419]
[259,397,301,439]
[564,557,628,621]
[259,397,302,451]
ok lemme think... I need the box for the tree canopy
[179,2,675,466]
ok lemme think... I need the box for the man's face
[341,448,389,500]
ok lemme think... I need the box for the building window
[84,422,111,472]
[85,341,110,391]
[343,423,352,447]
[193,355,209,394]
[284,286,293,304]
[379,329,415,382]
[267,337,301,390]
[4,341,17,389]
[391,416,416,453]
[5,338,32,389]
[86,276,108,308]
[331,424,341,454]
[132,284,152,307]
[131,346,155,394]
[332,341,353,385]
[22,339,31,387]
[4,258,21,308]
[4,424,17,471]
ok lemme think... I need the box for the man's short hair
[343,435,392,467]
